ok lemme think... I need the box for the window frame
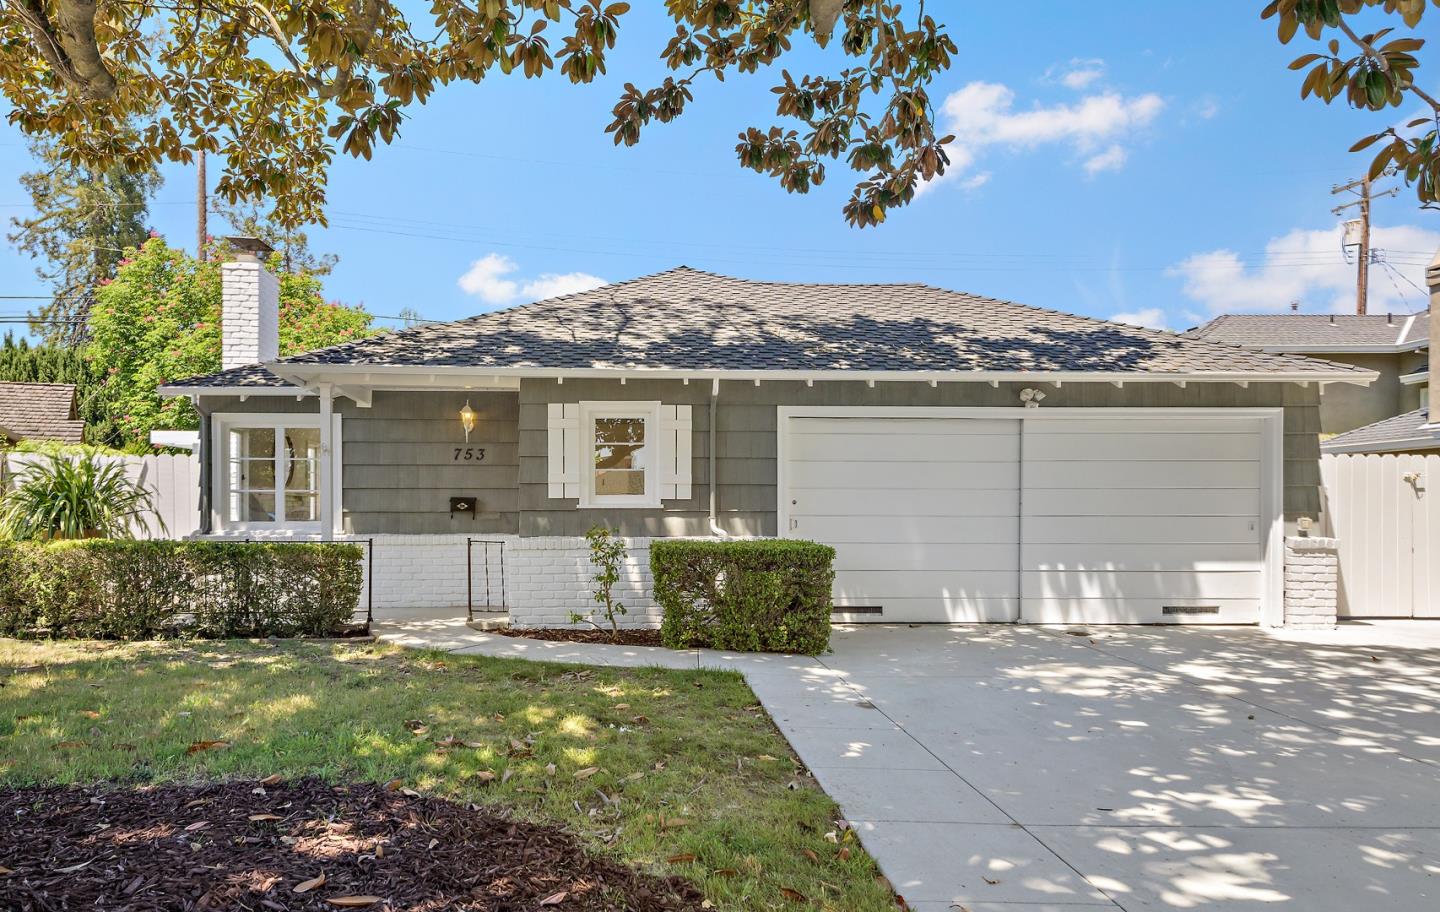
[210,412,341,532]
[578,401,662,509]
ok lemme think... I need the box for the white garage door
[1020,416,1264,624]
[782,413,1266,624]
[786,417,1021,622]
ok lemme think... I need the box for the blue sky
[1,2,1436,338]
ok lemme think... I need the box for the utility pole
[1332,174,1398,315]
[197,149,207,262]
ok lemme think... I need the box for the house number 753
[453,447,486,462]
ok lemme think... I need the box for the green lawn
[0,639,894,911]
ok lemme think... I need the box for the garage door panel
[834,570,1020,600]
[832,597,1018,623]
[796,488,1018,518]
[1025,417,1264,436]
[1024,432,1260,462]
[1023,542,1259,571]
[1022,570,1261,600]
[835,543,1018,572]
[788,433,1019,463]
[793,418,1019,436]
[1021,598,1259,625]
[1025,460,1261,489]
[1024,488,1260,517]
[791,460,1020,490]
[1025,516,1259,545]
[798,515,1019,544]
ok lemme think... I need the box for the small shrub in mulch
[0,779,705,912]
[497,627,668,648]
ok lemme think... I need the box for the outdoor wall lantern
[459,400,477,441]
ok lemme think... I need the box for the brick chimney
[221,237,279,370]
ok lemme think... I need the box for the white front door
[785,417,1021,622]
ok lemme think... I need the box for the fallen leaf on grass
[185,740,231,754]
[539,890,568,906]
[294,873,326,893]
[572,767,599,780]
[259,774,283,786]
[661,817,689,829]
[757,755,779,762]
[79,710,101,719]
[666,853,697,864]
[712,868,737,878]
[623,771,644,782]
[838,847,851,861]
[382,779,403,791]
[327,896,383,907]
[780,887,808,902]
[800,848,819,863]
[475,770,497,784]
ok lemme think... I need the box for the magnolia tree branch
[9,0,117,99]
[1336,17,1440,114]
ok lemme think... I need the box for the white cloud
[959,171,992,191]
[1083,144,1127,175]
[457,253,607,306]
[1170,223,1440,315]
[922,80,1164,192]
[1051,58,1106,90]
[457,253,520,305]
[1111,307,1169,330]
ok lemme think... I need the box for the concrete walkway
[376,620,1440,911]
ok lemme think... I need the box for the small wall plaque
[450,496,477,517]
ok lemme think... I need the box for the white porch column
[318,383,334,541]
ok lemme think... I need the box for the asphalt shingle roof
[169,268,1369,388]
[1322,409,1440,453]
[0,382,84,444]
[1185,313,1430,348]
[163,364,297,390]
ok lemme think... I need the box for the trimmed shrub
[0,540,363,640]
[654,539,836,654]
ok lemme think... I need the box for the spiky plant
[0,452,163,540]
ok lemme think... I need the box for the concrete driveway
[745,623,1440,911]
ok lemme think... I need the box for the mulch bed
[0,779,705,912]
[497,627,668,648]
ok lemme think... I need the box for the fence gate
[1321,453,1440,618]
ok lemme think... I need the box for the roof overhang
[159,363,1378,401]
[1322,433,1440,455]
[1400,369,1430,386]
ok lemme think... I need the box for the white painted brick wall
[221,259,280,370]
[1284,536,1339,629]
[504,536,660,629]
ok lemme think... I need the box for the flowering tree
[85,237,374,448]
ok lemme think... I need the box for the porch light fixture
[459,400,477,441]
[1019,387,1046,408]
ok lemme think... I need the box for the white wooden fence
[2,453,200,539]
[1320,452,1440,618]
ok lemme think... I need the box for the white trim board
[776,406,1286,627]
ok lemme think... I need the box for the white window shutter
[659,404,692,500]
[547,403,580,498]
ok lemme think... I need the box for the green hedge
[0,540,364,640]
[653,539,836,654]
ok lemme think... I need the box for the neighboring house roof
[1321,408,1440,454]
[165,268,1370,390]
[1185,312,1430,351]
[0,382,85,444]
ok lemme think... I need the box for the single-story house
[0,381,85,446]
[162,240,1379,628]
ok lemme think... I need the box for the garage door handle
[790,518,798,530]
